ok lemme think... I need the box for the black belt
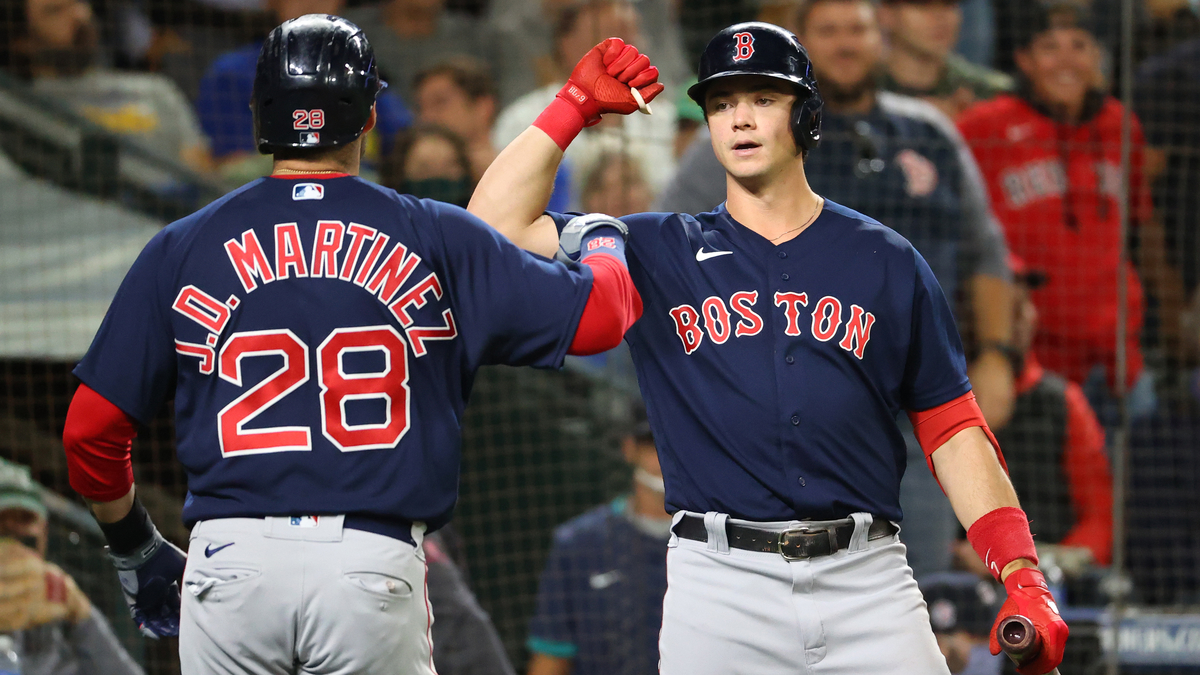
[674,515,898,561]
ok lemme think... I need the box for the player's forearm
[468,126,564,250]
[932,426,1021,529]
[932,427,1036,581]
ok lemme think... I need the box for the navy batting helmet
[687,22,822,153]
[251,14,385,154]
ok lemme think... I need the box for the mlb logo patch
[300,131,320,144]
[293,183,324,201]
[289,516,320,528]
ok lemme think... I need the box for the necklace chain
[272,168,346,175]
[769,197,824,242]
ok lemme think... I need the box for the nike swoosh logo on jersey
[589,570,623,590]
[204,542,235,558]
[696,248,733,261]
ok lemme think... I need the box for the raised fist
[989,567,1069,675]
[560,38,665,126]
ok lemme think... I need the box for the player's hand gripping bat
[996,614,1062,675]
[989,567,1068,675]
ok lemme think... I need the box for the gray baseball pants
[658,511,951,675]
[180,516,435,675]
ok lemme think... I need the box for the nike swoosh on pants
[205,542,235,558]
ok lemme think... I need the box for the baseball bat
[996,615,1062,675]
[631,87,652,115]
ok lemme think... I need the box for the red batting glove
[990,567,1069,675]
[563,37,665,124]
[534,38,665,149]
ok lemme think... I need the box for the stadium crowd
[1,0,1199,673]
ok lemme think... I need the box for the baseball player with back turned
[59,14,646,675]
[468,23,1068,675]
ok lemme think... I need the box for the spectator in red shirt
[956,254,1113,579]
[957,1,1163,417]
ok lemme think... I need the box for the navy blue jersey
[549,201,970,522]
[527,498,668,675]
[75,175,593,530]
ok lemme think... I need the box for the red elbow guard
[63,384,138,502]
[908,391,1008,485]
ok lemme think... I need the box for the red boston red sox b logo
[732,32,755,61]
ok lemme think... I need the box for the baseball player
[59,14,646,675]
[469,23,1067,675]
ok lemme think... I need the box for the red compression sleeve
[568,253,643,355]
[62,384,138,501]
[1060,382,1113,564]
[908,391,1008,486]
[967,506,1039,581]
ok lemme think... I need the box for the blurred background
[0,0,1197,673]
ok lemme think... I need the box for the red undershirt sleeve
[62,383,139,502]
[907,390,1008,488]
[1059,382,1113,564]
[567,253,643,356]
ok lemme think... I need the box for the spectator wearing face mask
[526,404,670,675]
[382,124,476,207]
[413,58,499,182]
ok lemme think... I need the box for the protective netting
[1,1,1198,674]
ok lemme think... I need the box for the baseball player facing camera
[469,21,1067,675]
[60,14,644,675]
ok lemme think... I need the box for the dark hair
[789,0,875,35]
[413,56,496,103]
[0,0,32,79]
[380,124,473,190]
[1013,0,1097,49]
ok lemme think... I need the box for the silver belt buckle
[777,525,839,561]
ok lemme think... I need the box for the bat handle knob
[999,615,1039,655]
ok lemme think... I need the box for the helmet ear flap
[790,85,823,154]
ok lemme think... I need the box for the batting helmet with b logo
[251,14,385,154]
[687,22,823,153]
